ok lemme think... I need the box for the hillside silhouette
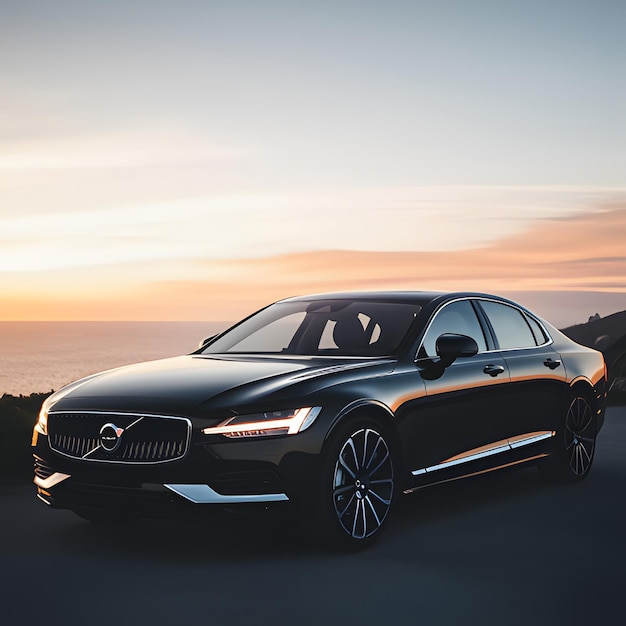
[561,310,626,391]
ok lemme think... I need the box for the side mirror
[198,335,217,349]
[436,333,479,367]
[417,333,479,380]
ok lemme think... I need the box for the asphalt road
[2,407,625,626]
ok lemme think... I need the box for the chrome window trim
[47,411,192,465]
[164,484,289,504]
[411,430,554,476]
[414,296,553,361]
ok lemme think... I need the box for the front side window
[479,300,537,350]
[419,300,487,358]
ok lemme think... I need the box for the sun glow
[2,202,625,325]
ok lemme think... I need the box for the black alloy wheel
[564,395,596,477]
[541,393,597,482]
[316,419,395,548]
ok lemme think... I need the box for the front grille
[47,412,190,463]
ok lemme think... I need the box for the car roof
[278,290,516,308]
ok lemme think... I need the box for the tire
[540,392,597,482]
[313,418,396,549]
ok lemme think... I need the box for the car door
[476,299,568,442]
[399,298,511,475]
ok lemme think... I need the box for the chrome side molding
[508,431,554,448]
[404,453,549,495]
[412,431,555,476]
[164,484,289,504]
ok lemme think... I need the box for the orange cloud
[170,202,626,301]
[2,203,625,323]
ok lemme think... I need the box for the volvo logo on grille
[99,423,124,452]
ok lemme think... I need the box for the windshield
[201,300,421,357]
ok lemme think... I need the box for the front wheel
[314,420,396,549]
[541,393,597,482]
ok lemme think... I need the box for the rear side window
[479,301,537,350]
[525,314,548,345]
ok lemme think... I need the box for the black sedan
[32,291,607,547]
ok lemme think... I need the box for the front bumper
[32,425,321,517]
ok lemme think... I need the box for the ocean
[0,321,231,396]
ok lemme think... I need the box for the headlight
[36,403,50,435]
[202,407,322,438]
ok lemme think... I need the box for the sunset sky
[1,1,625,327]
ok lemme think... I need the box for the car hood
[48,354,396,416]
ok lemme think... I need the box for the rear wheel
[314,419,396,549]
[541,392,596,482]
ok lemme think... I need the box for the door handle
[483,364,505,377]
[544,358,561,370]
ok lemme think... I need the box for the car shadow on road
[40,464,571,564]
